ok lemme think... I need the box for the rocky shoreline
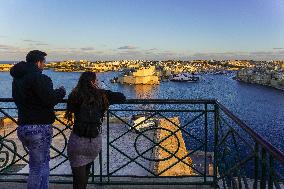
[236,66,284,91]
[235,77,284,91]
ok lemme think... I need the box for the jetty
[154,117,193,176]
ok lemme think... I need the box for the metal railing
[0,98,283,188]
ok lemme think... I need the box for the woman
[65,72,126,189]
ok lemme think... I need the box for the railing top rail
[0,98,216,104]
[123,99,217,104]
[216,100,284,164]
[0,98,15,102]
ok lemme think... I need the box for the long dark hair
[65,72,109,124]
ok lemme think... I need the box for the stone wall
[154,117,193,176]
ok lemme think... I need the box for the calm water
[0,70,284,152]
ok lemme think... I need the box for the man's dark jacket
[10,61,65,125]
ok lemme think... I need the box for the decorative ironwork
[134,127,181,162]
[0,98,283,188]
[0,138,17,169]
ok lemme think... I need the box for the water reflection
[131,84,159,112]
[132,84,158,99]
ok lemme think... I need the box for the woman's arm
[66,92,80,112]
[104,90,126,105]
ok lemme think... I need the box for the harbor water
[0,70,284,153]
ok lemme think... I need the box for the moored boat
[170,73,199,82]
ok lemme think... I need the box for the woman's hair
[65,71,109,124]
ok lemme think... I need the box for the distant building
[0,64,13,72]
[118,66,160,85]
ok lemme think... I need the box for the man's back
[10,61,65,125]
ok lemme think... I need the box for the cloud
[113,48,187,60]
[117,45,137,50]
[250,51,274,55]
[149,48,158,51]
[0,44,11,50]
[1,43,284,61]
[157,51,177,57]
[186,50,284,60]
[35,43,49,46]
[273,48,284,50]
[118,50,142,55]
[190,52,248,60]
[23,39,40,43]
[23,39,49,46]
[81,47,95,51]
[0,44,30,60]
[0,44,26,53]
[275,51,284,55]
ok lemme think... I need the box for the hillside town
[0,59,257,73]
[0,64,13,72]
[1,60,284,88]
[236,60,284,90]
[44,59,254,74]
[43,59,255,84]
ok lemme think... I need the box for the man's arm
[33,74,66,107]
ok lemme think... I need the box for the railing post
[204,103,208,183]
[213,103,219,188]
[254,143,259,189]
[107,110,110,184]
[99,151,102,184]
[260,148,266,189]
[268,155,274,189]
[91,161,95,183]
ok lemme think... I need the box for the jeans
[17,124,53,189]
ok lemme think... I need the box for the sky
[0,0,284,61]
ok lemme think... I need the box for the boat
[129,114,157,133]
[170,73,199,82]
[110,77,119,83]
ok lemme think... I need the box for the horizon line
[1,59,284,63]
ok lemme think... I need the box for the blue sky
[0,0,284,60]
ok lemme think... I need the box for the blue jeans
[17,124,53,189]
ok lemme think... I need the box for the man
[10,50,66,189]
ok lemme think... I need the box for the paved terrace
[1,116,213,188]
[1,182,213,189]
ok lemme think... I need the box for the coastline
[234,77,284,91]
